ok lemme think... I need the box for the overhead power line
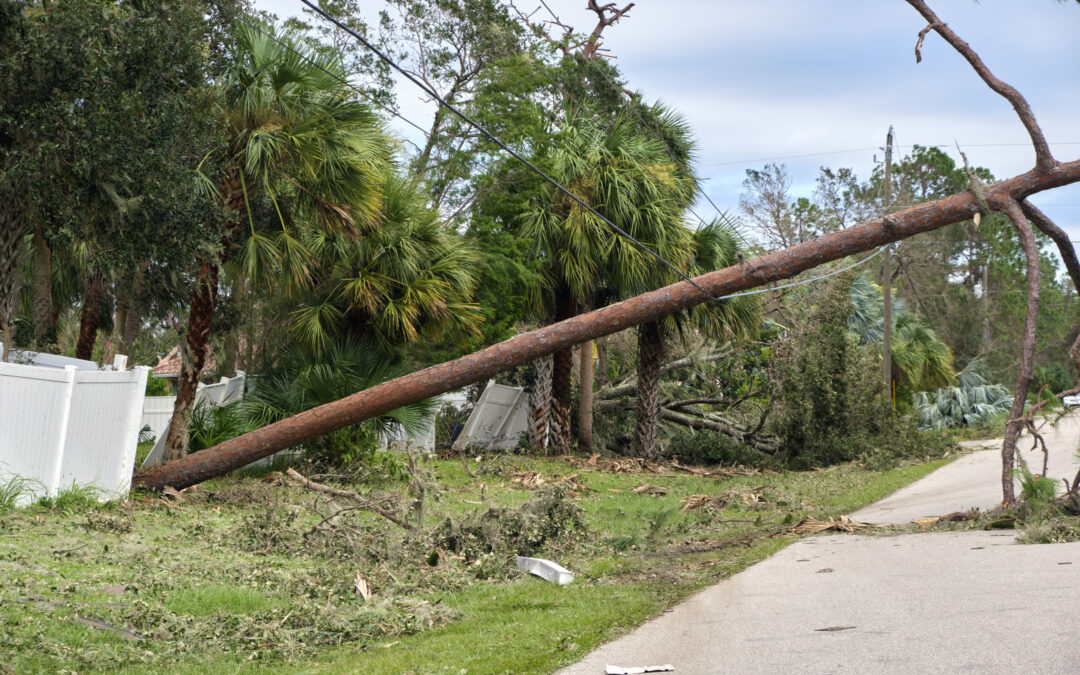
[241,19,431,138]
[300,0,723,304]
[293,1,903,306]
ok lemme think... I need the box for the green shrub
[664,430,775,468]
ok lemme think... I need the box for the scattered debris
[816,568,833,574]
[605,664,674,674]
[286,468,413,531]
[788,515,876,535]
[509,471,594,496]
[75,616,144,641]
[680,494,728,512]
[912,511,973,526]
[560,454,761,478]
[632,483,668,496]
[353,571,372,602]
[515,556,574,585]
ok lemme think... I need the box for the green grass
[0,453,951,674]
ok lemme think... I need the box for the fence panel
[60,368,149,498]
[0,359,148,505]
[141,396,177,441]
[0,363,76,501]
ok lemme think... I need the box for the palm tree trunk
[121,260,148,355]
[0,206,26,353]
[596,337,609,388]
[163,258,219,462]
[578,339,594,452]
[549,287,577,454]
[31,226,54,348]
[528,354,552,453]
[74,268,104,360]
[632,320,664,459]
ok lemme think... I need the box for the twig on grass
[286,468,413,530]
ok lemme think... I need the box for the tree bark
[578,339,594,453]
[596,336,609,387]
[528,354,552,452]
[31,226,54,347]
[549,287,577,454]
[132,158,1080,491]
[632,320,664,458]
[0,206,25,352]
[74,268,104,360]
[121,261,148,355]
[999,199,1040,504]
[163,258,219,462]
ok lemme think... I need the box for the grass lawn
[0,452,950,674]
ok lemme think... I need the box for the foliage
[144,376,172,397]
[913,360,1012,429]
[664,430,777,469]
[770,275,948,468]
[188,400,255,453]
[243,338,436,466]
[291,174,482,354]
[432,488,585,562]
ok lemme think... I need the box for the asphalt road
[560,416,1080,675]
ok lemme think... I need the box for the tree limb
[996,198,1041,504]
[285,468,413,530]
[906,0,1055,170]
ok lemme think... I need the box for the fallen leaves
[558,453,763,478]
[680,494,728,512]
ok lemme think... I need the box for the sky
[256,0,1080,245]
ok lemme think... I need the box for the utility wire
[718,249,882,301]
[241,19,431,137]
[294,2,916,306]
[300,0,723,304]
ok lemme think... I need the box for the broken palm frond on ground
[788,515,881,535]
[680,486,773,512]
[559,453,764,478]
[508,470,594,496]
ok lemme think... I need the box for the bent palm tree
[164,23,391,461]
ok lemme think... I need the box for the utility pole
[882,126,894,407]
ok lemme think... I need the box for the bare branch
[1021,200,1080,292]
[906,0,1056,170]
[286,468,413,530]
[996,198,1041,504]
[583,1,634,58]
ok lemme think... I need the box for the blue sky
[257,0,1080,245]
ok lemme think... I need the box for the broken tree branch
[996,198,1041,504]
[1021,200,1080,291]
[906,0,1055,170]
[285,468,413,531]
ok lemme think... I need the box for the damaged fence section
[0,346,149,505]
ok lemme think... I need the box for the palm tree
[524,110,695,454]
[847,272,954,398]
[290,174,482,353]
[163,23,391,461]
[914,359,1010,429]
[632,220,760,458]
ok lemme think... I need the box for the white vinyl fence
[140,372,246,468]
[0,347,148,505]
[140,395,178,442]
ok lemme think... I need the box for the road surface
[560,416,1080,674]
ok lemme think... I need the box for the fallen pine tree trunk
[132,158,1080,491]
